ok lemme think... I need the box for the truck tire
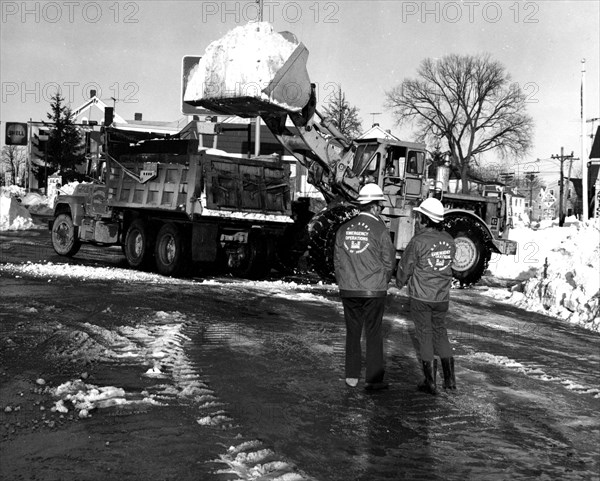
[124,219,154,270]
[231,231,271,280]
[154,223,188,277]
[307,204,359,282]
[443,214,491,286]
[51,213,81,257]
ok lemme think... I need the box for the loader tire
[307,204,359,282]
[443,214,491,286]
[124,219,154,270]
[154,223,188,277]
[51,213,81,257]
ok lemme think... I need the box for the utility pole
[580,59,588,219]
[551,147,575,227]
[526,172,536,225]
[254,0,264,157]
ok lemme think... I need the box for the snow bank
[0,194,35,231]
[184,22,309,111]
[0,181,82,231]
[487,218,600,331]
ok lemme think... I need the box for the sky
[1,0,599,183]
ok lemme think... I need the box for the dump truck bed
[106,149,291,221]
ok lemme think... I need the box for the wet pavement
[1,228,599,480]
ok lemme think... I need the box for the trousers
[341,296,386,384]
[410,298,453,361]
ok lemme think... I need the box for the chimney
[90,90,96,98]
[372,123,379,127]
[134,113,143,121]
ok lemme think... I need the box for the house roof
[72,96,126,124]
[358,124,400,141]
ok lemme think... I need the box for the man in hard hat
[334,184,396,391]
[396,197,457,395]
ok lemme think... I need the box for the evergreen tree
[322,86,363,139]
[36,92,85,185]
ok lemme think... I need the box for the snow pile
[1,185,26,198]
[1,261,198,284]
[0,182,82,232]
[215,440,305,480]
[0,193,35,231]
[487,217,600,330]
[51,380,128,418]
[184,22,309,111]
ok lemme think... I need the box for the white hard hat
[357,183,385,204]
[414,197,445,223]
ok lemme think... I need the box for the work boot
[418,360,437,395]
[441,357,456,390]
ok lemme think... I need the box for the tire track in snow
[48,311,308,480]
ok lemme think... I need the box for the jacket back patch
[427,240,453,271]
[343,221,371,254]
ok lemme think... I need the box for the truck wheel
[154,223,187,277]
[231,231,271,280]
[51,213,81,257]
[443,214,491,286]
[307,204,359,282]
[124,219,154,270]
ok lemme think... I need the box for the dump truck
[180,22,517,285]
[50,136,292,278]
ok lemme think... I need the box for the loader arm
[182,39,361,203]
[261,86,361,202]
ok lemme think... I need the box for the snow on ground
[485,217,599,332]
[1,185,598,332]
[0,189,36,230]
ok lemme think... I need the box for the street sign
[5,122,28,145]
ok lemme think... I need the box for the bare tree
[1,145,27,186]
[322,85,363,139]
[386,54,534,193]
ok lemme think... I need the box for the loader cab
[353,139,426,204]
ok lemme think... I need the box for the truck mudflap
[491,238,518,255]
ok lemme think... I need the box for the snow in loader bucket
[182,22,311,118]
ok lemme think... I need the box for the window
[353,144,379,176]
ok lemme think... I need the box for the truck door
[86,184,110,217]
[404,150,425,199]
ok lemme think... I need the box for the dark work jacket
[334,212,396,298]
[396,227,456,303]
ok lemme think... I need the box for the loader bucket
[187,43,311,119]
[262,43,311,112]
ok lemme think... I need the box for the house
[504,187,527,225]
[535,187,558,221]
[556,127,600,219]
[583,126,600,218]
[544,178,578,219]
